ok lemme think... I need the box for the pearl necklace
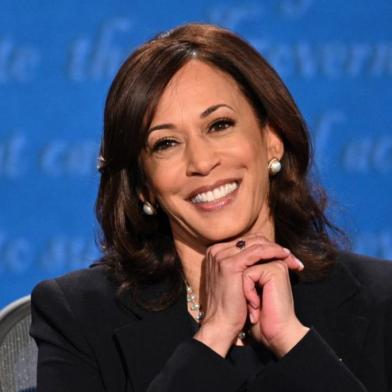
[186,283,204,321]
[185,282,246,340]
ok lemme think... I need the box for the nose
[185,135,220,176]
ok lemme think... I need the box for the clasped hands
[193,233,310,358]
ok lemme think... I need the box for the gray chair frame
[0,296,37,392]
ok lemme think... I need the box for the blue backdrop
[1,0,391,308]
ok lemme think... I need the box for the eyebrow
[200,103,234,118]
[148,103,234,133]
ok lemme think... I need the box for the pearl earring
[142,201,156,215]
[268,158,282,176]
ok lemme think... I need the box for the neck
[175,237,205,298]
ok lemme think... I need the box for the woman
[30,23,392,391]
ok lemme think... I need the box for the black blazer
[30,252,392,391]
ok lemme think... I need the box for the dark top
[189,315,274,384]
[30,252,392,391]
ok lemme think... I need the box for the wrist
[193,322,238,358]
[269,322,310,358]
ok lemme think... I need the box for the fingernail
[283,247,291,254]
[249,313,255,324]
[296,258,305,270]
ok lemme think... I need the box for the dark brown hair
[96,23,343,310]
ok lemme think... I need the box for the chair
[0,296,37,392]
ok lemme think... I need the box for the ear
[265,125,284,161]
[138,192,147,204]
[138,186,156,206]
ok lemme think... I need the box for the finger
[248,302,260,325]
[205,233,266,261]
[208,235,304,277]
[243,270,261,310]
[212,236,303,272]
[206,241,234,259]
[242,261,292,305]
[243,261,293,295]
[245,242,303,271]
[210,234,269,260]
[280,252,304,271]
[236,243,302,270]
[242,240,303,271]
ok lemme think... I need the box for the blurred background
[1,0,391,308]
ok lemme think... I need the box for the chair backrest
[0,296,37,392]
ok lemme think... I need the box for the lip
[187,178,241,201]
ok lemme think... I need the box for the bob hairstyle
[96,23,343,310]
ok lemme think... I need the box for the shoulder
[32,263,116,302]
[31,263,126,324]
[337,251,392,302]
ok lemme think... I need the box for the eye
[151,137,178,152]
[208,117,236,132]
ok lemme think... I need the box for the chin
[197,221,252,244]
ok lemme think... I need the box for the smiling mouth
[191,181,239,204]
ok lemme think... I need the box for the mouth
[190,181,240,204]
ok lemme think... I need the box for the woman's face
[141,60,283,249]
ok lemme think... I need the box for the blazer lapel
[293,258,372,370]
[113,285,193,392]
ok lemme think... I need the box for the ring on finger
[235,239,246,250]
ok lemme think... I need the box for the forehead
[152,60,243,120]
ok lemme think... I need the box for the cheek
[251,134,270,170]
[241,138,270,193]
[145,163,183,205]
[235,137,267,170]
[234,123,267,159]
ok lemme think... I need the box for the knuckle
[206,246,214,258]
[247,243,265,254]
[275,261,288,273]
[206,243,221,259]
[255,234,268,242]
[243,249,258,264]
[218,256,232,270]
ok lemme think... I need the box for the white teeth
[192,182,238,203]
